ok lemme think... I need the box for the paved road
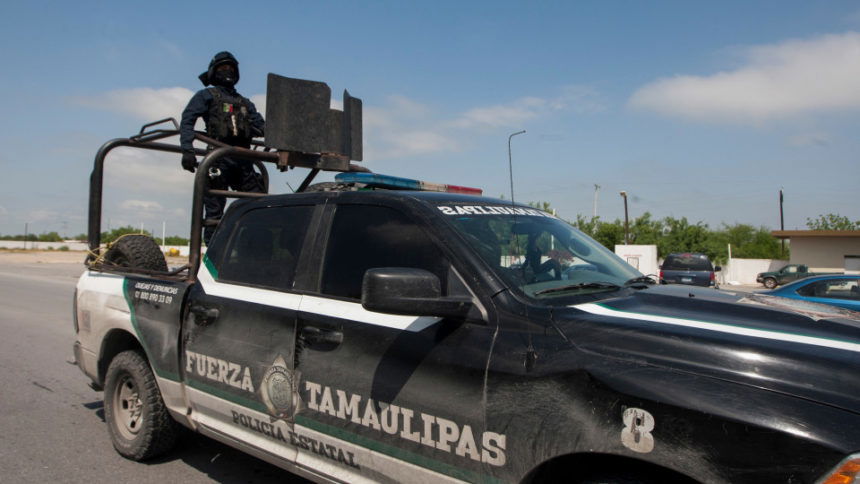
[0,262,304,483]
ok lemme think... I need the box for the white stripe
[199,263,439,332]
[198,262,302,310]
[300,295,441,332]
[575,303,860,354]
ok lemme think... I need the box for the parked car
[766,274,860,311]
[756,264,840,289]
[659,252,720,288]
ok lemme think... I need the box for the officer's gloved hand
[181,152,198,173]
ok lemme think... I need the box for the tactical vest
[206,87,253,145]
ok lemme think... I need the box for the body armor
[206,87,253,146]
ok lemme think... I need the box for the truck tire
[763,277,777,289]
[104,235,167,272]
[104,350,178,461]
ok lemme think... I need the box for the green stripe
[182,384,499,482]
[295,415,501,484]
[122,278,179,381]
[203,253,219,279]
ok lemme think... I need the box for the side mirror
[714,265,722,272]
[362,268,473,319]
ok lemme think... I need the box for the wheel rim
[112,373,144,440]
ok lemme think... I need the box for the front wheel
[763,277,777,289]
[103,350,177,460]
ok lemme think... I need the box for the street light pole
[507,130,526,203]
[620,191,629,245]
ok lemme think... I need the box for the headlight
[819,454,860,484]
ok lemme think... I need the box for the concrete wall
[614,245,659,277]
[0,241,191,256]
[0,241,89,251]
[789,236,860,272]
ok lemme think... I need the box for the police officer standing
[180,51,265,244]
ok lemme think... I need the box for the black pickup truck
[73,76,860,483]
[757,264,840,288]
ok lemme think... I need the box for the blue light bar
[335,173,483,195]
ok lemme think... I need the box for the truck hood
[553,285,860,414]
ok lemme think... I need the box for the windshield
[437,203,642,300]
[662,254,713,271]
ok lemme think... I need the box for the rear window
[662,254,713,271]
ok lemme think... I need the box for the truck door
[180,204,317,466]
[292,203,499,483]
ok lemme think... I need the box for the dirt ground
[0,250,187,266]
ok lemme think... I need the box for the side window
[822,279,860,300]
[320,205,448,300]
[796,282,819,297]
[218,205,314,290]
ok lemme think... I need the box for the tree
[629,212,663,245]
[101,226,153,244]
[592,220,625,249]
[37,232,63,242]
[526,201,787,263]
[806,214,860,230]
[164,235,190,245]
[571,214,600,236]
[657,217,715,260]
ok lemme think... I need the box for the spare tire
[104,235,167,272]
[303,182,364,192]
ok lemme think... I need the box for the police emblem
[260,355,299,420]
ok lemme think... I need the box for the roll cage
[86,75,366,282]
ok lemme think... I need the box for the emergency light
[335,173,483,195]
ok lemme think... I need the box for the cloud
[452,86,604,130]
[120,200,164,211]
[788,132,831,147]
[27,209,59,222]
[104,147,194,195]
[629,32,860,123]
[365,86,601,160]
[78,84,598,162]
[249,94,266,116]
[452,97,545,130]
[74,87,196,121]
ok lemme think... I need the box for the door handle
[300,326,343,346]
[189,304,220,326]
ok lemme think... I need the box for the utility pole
[24,222,28,250]
[620,191,629,245]
[507,130,526,203]
[779,188,785,256]
[593,184,600,218]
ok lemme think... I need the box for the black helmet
[198,51,240,87]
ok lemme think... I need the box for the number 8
[621,407,655,453]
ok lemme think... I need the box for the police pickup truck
[74,77,860,483]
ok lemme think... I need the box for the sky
[2,1,859,238]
